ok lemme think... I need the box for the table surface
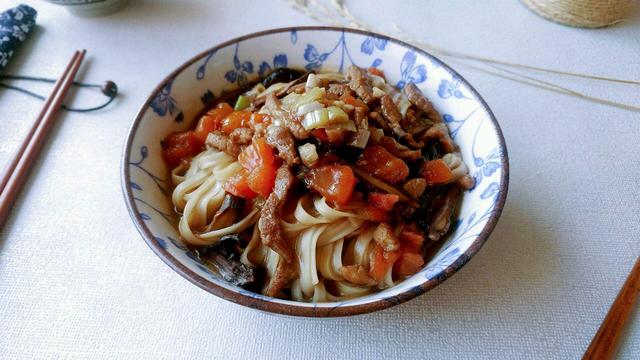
[1,0,639,359]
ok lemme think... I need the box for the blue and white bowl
[121,27,509,317]
[44,0,128,17]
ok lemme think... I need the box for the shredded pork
[346,65,375,104]
[266,125,300,166]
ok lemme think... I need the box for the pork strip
[265,256,298,297]
[428,186,460,241]
[266,125,300,166]
[258,165,296,263]
[264,93,309,140]
[346,65,375,104]
[403,83,442,123]
[205,131,241,157]
[379,136,422,161]
[340,265,376,286]
[380,95,406,138]
[229,127,254,145]
[422,123,456,153]
[328,83,352,97]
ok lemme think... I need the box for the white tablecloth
[1,1,638,358]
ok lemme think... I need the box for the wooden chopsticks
[0,50,86,228]
[583,256,640,360]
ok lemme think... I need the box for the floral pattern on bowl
[121,27,509,317]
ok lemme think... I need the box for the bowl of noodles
[122,27,508,317]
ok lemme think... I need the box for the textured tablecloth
[0,1,638,359]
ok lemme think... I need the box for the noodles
[172,148,258,246]
[162,65,472,302]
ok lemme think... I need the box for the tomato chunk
[367,67,385,78]
[310,129,329,142]
[224,169,257,199]
[367,192,400,211]
[393,252,425,276]
[340,93,368,110]
[419,159,454,185]
[306,164,357,206]
[238,138,278,197]
[356,146,409,184]
[369,244,401,282]
[161,131,202,168]
[221,110,252,134]
[399,228,425,253]
[249,113,271,128]
[361,207,390,222]
[247,163,277,197]
[194,103,233,143]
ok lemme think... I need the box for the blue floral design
[442,106,479,140]
[133,196,173,224]
[150,79,184,122]
[480,182,500,199]
[303,31,356,72]
[360,36,387,55]
[196,50,216,80]
[224,43,254,86]
[396,51,427,89]
[128,146,166,192]
[290,29,298,44]
[168,236,186,251]
[154,236,167,249]
[200,89,215,106]
[469,118,502,187]
[438,77,471,100]
[128,145,174,223]
[258,54,288,78]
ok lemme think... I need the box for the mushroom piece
[196,234,258,288]
[209,194,244,231]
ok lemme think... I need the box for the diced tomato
[399,228,425,253]
[224,169,258,199]
[249,113,271,128]
[194,103,233,143]
[247,163,278,197]
[356,146,409,184]
[361,206,390,222]
[419,159,454,185]
[368,192,400,211]
[306,164,357,206]
[238,138,278,197]
[369,244,401,282]
[239,138,274,171]
[340,93,368,109]
[350,191,364,203]
[221,110,252,134]
[313,153,340,168]
[393,252,424,276]
[367,67,385,78]
[310,129,329,142]
[161,131,202,168]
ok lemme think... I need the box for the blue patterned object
[0,4,37,71]
[122,28,508,317]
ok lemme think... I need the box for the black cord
[0,75,118,112]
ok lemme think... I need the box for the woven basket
[521,0,634,28]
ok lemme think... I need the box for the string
[0,74,118,112]
[288,0,640,113]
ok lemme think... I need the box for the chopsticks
[0,50,86,228]
[583,256,640,360]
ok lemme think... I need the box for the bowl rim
[121,26,509,317]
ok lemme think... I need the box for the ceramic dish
[121,27,509,317]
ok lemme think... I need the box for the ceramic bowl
[44,0,128,17]
[121,27,509,317]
